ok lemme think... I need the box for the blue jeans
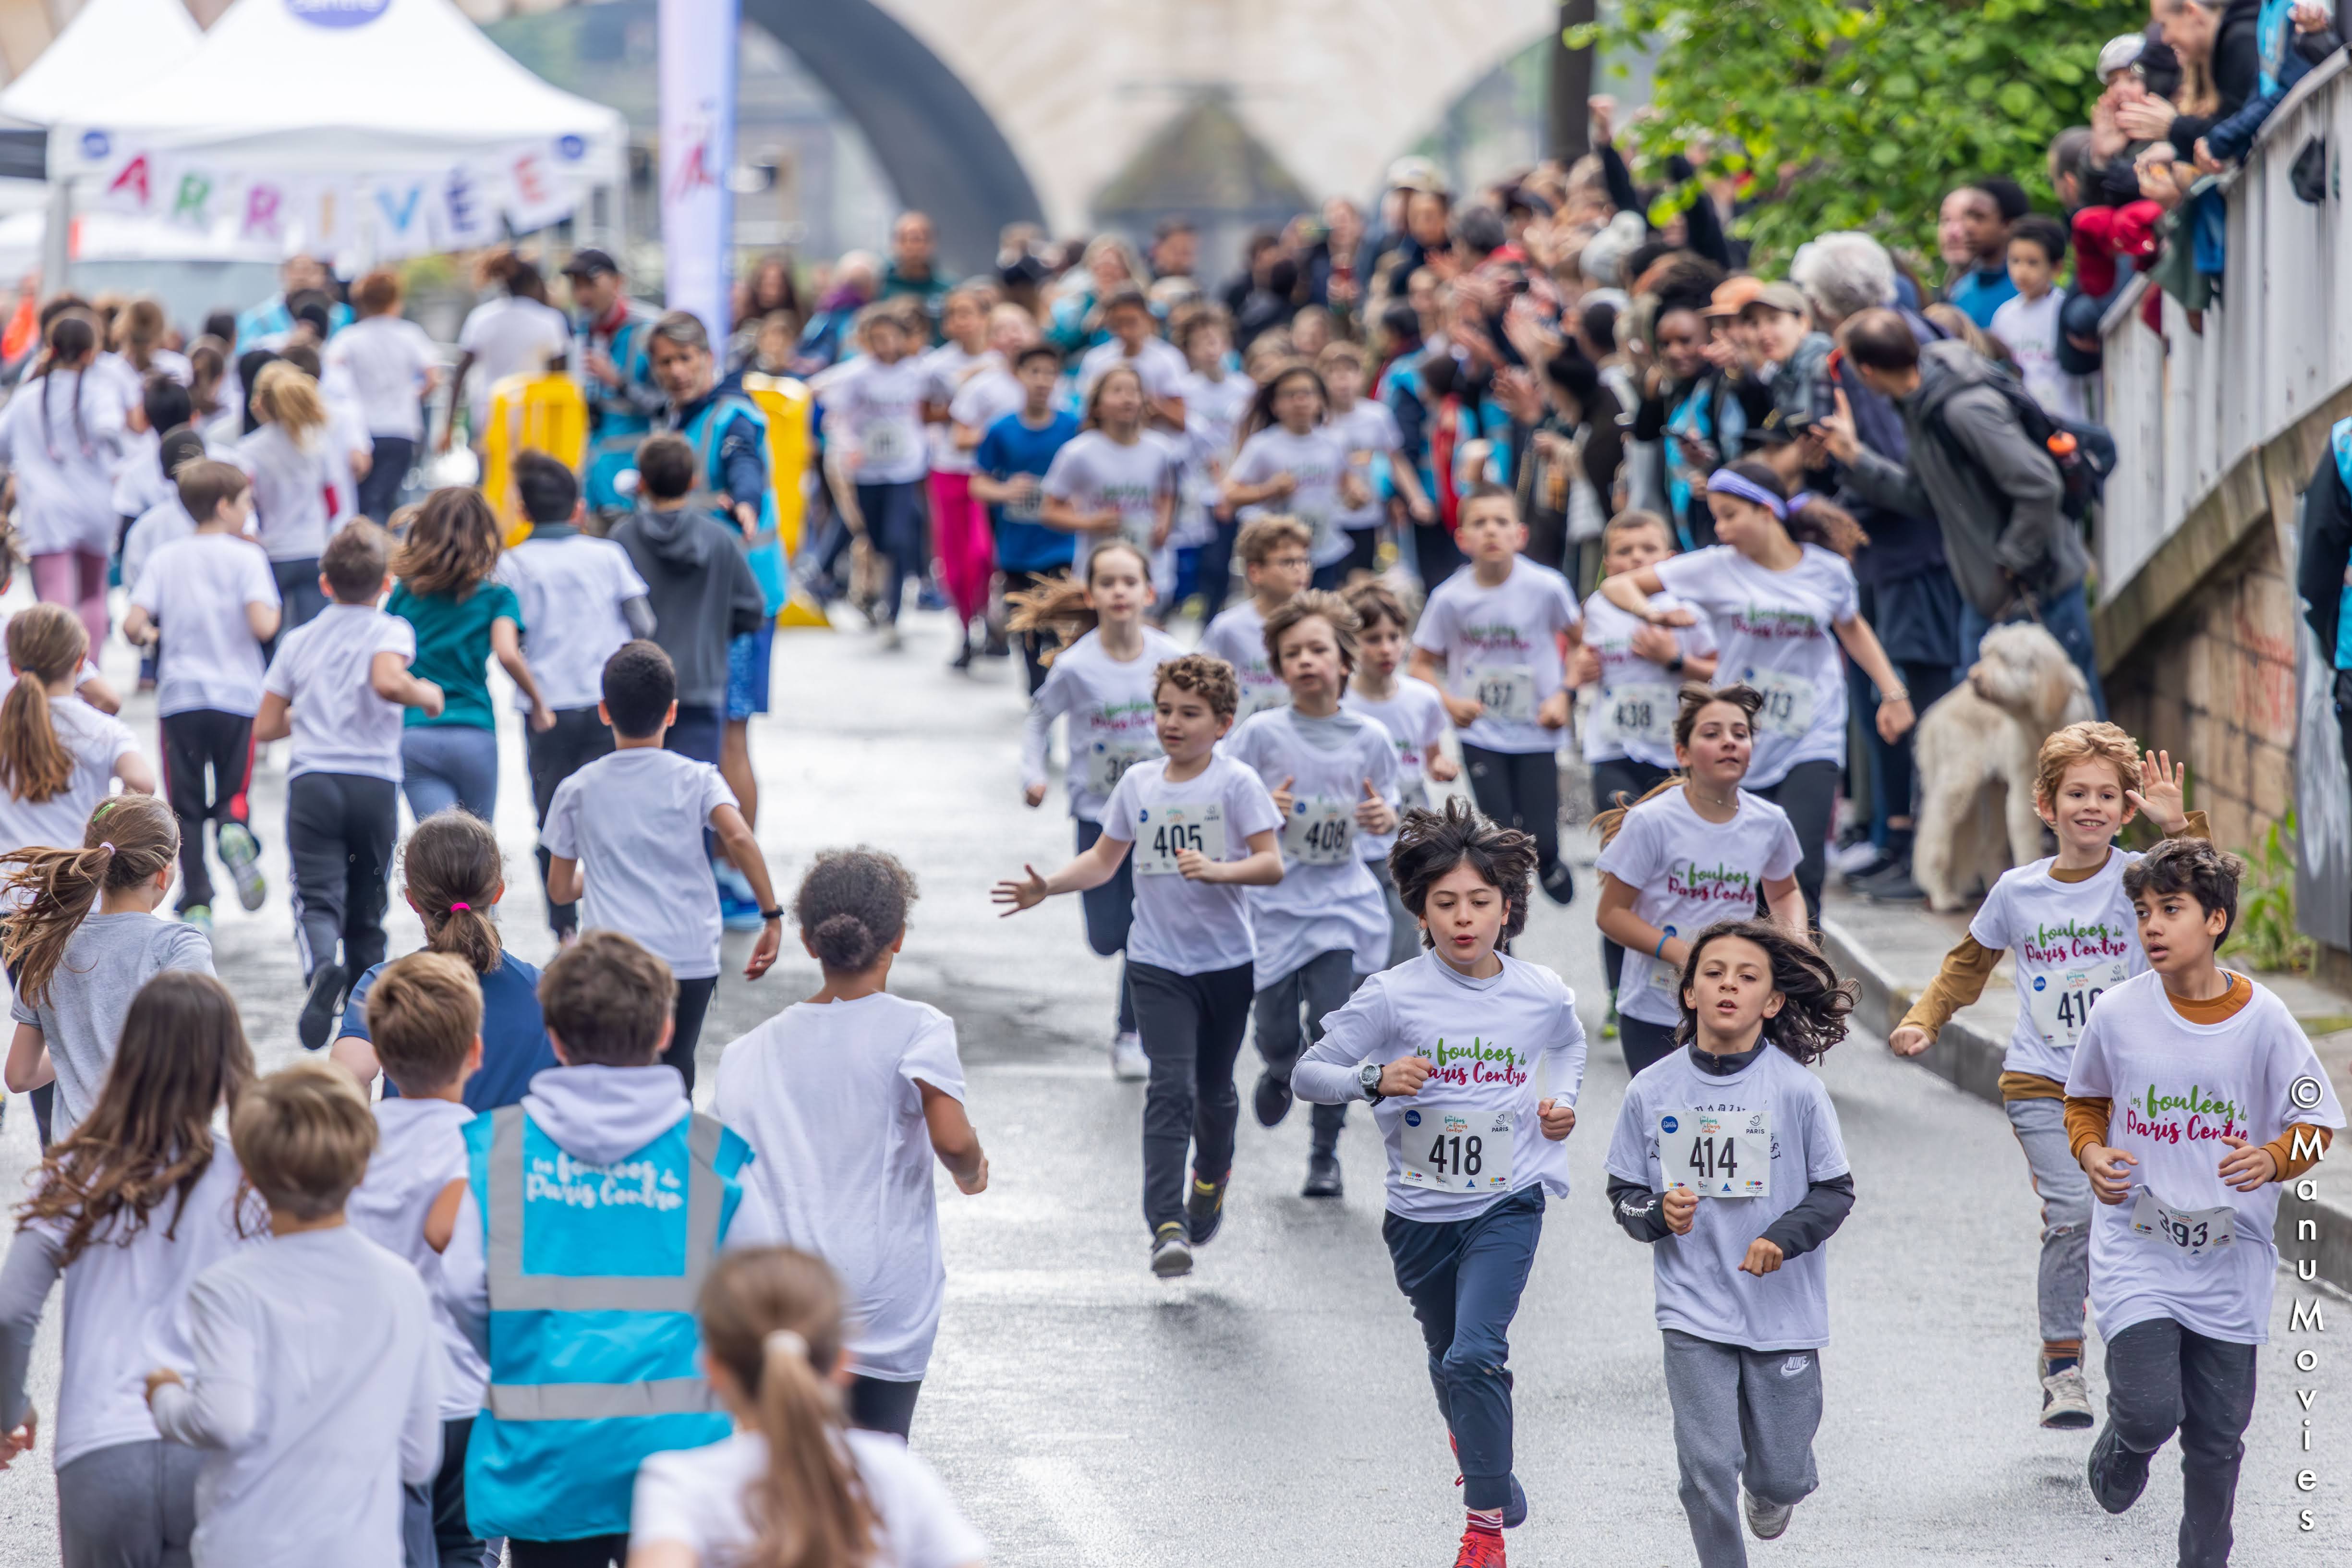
[400,725,499,821]
[1958,582,2107,720]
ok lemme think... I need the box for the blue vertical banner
[658,0,737,343]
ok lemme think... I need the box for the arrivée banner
[658,0,738,342]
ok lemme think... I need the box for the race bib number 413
[1131,800,1226,876]
[1746,669,1815,739]
[1659,1108,1771,1198]
[1397,1106,1515,1191]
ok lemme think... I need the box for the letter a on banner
[659,0,739,343]
[104,154,154,214]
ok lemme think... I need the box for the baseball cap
[1386,155,1447,196]
[559,247,620,279]
[1701,276,1767,317]
[2097,34,2146,83]
[1739,281,1810,318]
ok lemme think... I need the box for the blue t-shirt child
[975,409,1080,574]
[342,952,559,1111]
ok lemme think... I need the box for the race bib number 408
[1131,800,1226,876]
[1283,797,1353,865]
[1397,1106,1515,1191]
[1659,1108,1771,1198]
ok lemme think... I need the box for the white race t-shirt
[1593,788,1802,1026]
[2066,972,2347,1344]
[1100,753,1285,976]
[1039,429,1179,576]
[1229,425,1353,567]
[1343,678,1451,859]
[1020,626,1183,823]
[1606,1043,1851,1350]
[1199,601,1288,724]
[121,499,200,599]
[1412,559,1581,755]
[920,343,997,474]
[1077,336,1188,402]
[327,316,440,440]
[1330,399,1404,532]
[262,605,417,782]
[1223,705,1399,984]
[630,1428,986,1568]
[1654,543,1858,788]
[715,994,967,1380]
[542,748,738,980]
[457,295,570,429]
[1578,589,1717,768]
[234,423,343,562]
[0,371,125,556]
[131,533,281,718]
[826,354,932,486]
[496,533,651,713]
[0,685,137,857]
[1301,950,1587,1219]
[1988,289,2088,424]
[347,1097,486,1422]
[1970,850,2149,1085]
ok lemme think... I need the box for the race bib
[1397,1105,1515,1192]
[1659,1108,1771,1198]
[2024,959,2128,1051]
[1747,669,1815,738]
[2132,1191,2236,1257]
[1283,796,1353,866]
[862,420,915,466]
[1471,666,1539,724]
[1296,504,1335,557]
[1000,483,1043,523]
[1237,680,1290,722]
[1085,738,1153,797]
[1601,681,1678,749]
[1646,936,1683,994]
[1131,800,1226,876]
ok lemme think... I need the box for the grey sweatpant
[1661,1329,1824,1568]
[2005,1095,2091,1349]
[58,1438,202,1568]
[1254,948,1357,1156]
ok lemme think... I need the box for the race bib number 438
[1131,800,1226,876]
[1659,1108,1771,1198]
[1397,1106,1515,1191]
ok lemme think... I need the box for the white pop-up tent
[0,0,203,129]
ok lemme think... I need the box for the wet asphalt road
[0,593,2342,1567]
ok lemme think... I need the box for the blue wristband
[1654,933,1668,960]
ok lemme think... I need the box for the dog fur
[1911,623,2096,911]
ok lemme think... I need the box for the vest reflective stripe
[485,1106,725,1313]
[485,1376,717,1422]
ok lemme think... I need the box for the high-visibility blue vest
[580,305,661,514]
[2330,416,2352,670]
[461,1104,750,1542]
[680,394,788,615]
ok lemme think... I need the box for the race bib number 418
[1397,1106,1515,1191]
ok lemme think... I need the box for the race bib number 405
[1131,800,1226,876]
[1397,1106,1515,1191]
[1746,669,1815,739]
[2132,1191,2236,1257]
[1659,1108,1771,1198]
[1283,797,1353,865]
[1471,666,1539,724]
[2025,959,2127,1050]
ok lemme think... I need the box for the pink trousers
[31,550,108,652]
[928,470,994,627]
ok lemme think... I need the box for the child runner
[1223,362,1363,591]
[1200,515,1312,724]
[1601,461,1914,920]
[236,362,348,631]
[113,373,194,542]
[996,653,1285,1275]
[145,1060,442,1567]
[498,450,654,940]
[1343,579,1460,968]
[344,952,491,1568]
[824,302,933,641]
[1408,484,1582,908]
[2069,840,2343,1562]
[1227,591,1401,1198]
[0,972,260,1567]
[256,520,446,1048]
[717,849,988,1435]
[1014,541,1184,1079]
[4,795,211,1143]
[119,425,213,626]
[388,486,555,823]
[1321,341,1431,583]
[543,641,783,1092]
[329,808,560,1108]
[923,283,1002,668]
[1076,285,1188,429]
[1294,800,1584,1568]
[970,343,1079,694]
[122,459,278,920]
[1593,686,1808,1076]
[1039,365,1180,603]
[0,313,122,650]
[1605,921,1857,1567]
[1574,509,1718,1036]
[1891,728,2198,1429]
[1172,308,1252,620]
[0,606,150,921]
[627,1247,988,1568]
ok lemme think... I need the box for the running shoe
[1743,1491,1794,1541]
[1150,1223,1193,1278]
[1302,1152,1343,1199]
[2085,1422,2151,1514]
[881,624,904,652]
[1601,999,1620,1042]
[2039,1363,2095,1430]
[1449,1522,1506,1568]
[1538,860,1575,907]
[1252,1070,1293,1127]
[950,639,975,671]
[720,895,767,932]
[1112,1031,1147,1080]
[298,961,348,1052]
[1186,1175,1228,1246]
[216,821,267,912]
[179,904,213,936]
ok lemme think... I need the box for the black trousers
[1463,743,1562,887]
[1590,755,1672,996]
[1128,960,1255,1234]
[402,1415,487,1568]
[358,434,416,523]
[528,706,615,936]
[1196,513,1239,622]
[507,1537,626,1568]
[1414,519,1465,588]
[2104,1316,2257,1568]
[1002,567,1067,694]
[668,973,717,1094]
[849,1374,923,1439]
[1618,1014,1682,1078]
[1867,657,1959,827]
[1750,759,1840,925]
[271,556,327,635]
[286,771,397,986]
[160,709,255,914]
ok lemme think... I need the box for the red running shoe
[1450,1522,1506,1567]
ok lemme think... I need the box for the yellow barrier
[483,373,590,546]
[740,372,830,630]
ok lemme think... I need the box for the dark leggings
[1750,759,1839,925]
[1618,1014,1681,1078]
[856,479,929,625]
[1128,960,1255,1233]
[1340,524,1381,582]
[668,974,717,1094]
[1462,743,1562,891]
[509,1537,627,1568]
[1414,520,1465,588]
[2103,1316,2257,1568]
[849,1374,923,1439]
[1196,513,1239,621]
[1590,755,1672,996]
[1075,817,1137,1033]
[1002,567,1067,694]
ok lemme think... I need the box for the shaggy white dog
[1912,623,2096,910]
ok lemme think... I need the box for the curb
[1822,917,2352,1300]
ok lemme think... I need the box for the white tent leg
[39,178,71,296]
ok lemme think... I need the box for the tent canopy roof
[0,0,203,128]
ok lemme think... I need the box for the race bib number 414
[1659,1108,1771,1198]
[1397,1106,1515,1191]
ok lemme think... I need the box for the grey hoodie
[1836,340,2083,619]
[611,503,768,709]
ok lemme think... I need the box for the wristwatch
[759,907,785,923]
[1665,655,1685,676]
[1359,1061,1385,1103]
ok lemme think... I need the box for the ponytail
[252,361,327,447]
[1005,541,1153,664]
[0,605,91,803]
[1589,683,1764,845]
[1713,459,1868,559]
[402,808,505,975]
[1,795,180,1007]
[36,314,97,461]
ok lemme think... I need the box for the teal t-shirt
[387,579,523,730]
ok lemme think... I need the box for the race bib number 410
[1397,1106,1515,1191]
[1130,800,1226,876]
[1659,1108,1771,1198]
[2025,959,2127,1051]
[2132,1191,2236,1257]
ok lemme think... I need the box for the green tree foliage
[1571,0,2145,267]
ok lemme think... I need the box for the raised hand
[2126,750,2190,833]
[991,865,1049,916]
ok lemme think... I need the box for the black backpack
[1925,364,2116,522]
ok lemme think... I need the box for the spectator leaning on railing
[1818,308,2107,720]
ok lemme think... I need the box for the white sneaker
[1743,1490,1794,1542]
[2040,1363,2095,1429]
[1112,1031,1147,1080]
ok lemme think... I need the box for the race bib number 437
[1471,666,1539,724]
[1397,1106,1515,1191]
[1659,1108,1771,1198]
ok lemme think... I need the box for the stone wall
[2104,523,2298,856]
